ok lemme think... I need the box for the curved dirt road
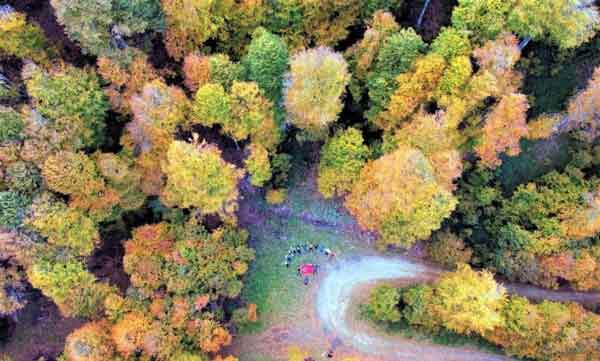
[316,256,600,361]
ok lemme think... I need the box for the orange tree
[346,144,457,248]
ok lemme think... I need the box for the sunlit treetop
[283,46,350,138]
[161,139,244,215]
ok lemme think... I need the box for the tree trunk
[417,0,432,29]
[518,37,532,51]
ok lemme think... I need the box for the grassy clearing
[239,161,364,334]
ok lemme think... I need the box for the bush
[367,285,402,323]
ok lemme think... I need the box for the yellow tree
[161,140,244,215]
[376,53,446,130]
[161,0,234,59]
[429,264,506,335]
[284,46,350,138]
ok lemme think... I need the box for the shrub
[367,285,402,323]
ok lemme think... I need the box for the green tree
[0,106,23,143]
[161,0,233,59]
[451,0,515,43]
[27,197,99,257]
[367,285,402,323]
[28,258,114,318]
[430,27,472,61]
[42,151,105,197]
[50,0,164,57]
[317,128,369,198]
[24,64,109,149]
[161,140,244,214]
[508,0,600,49]
[228,81,280,150]
[366,28,426,120]
[242,28,289,103]
[5,161,43,197]
[284,47,350,137]
[193,83,231,128]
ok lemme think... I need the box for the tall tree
[284,47,350,138]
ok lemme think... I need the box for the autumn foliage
[284,47,350,137]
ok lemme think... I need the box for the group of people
[282,243,336,268]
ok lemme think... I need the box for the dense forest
[2,1,600,361]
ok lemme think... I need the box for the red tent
[299,263,316,276]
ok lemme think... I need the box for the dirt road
[316,256,513,361]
